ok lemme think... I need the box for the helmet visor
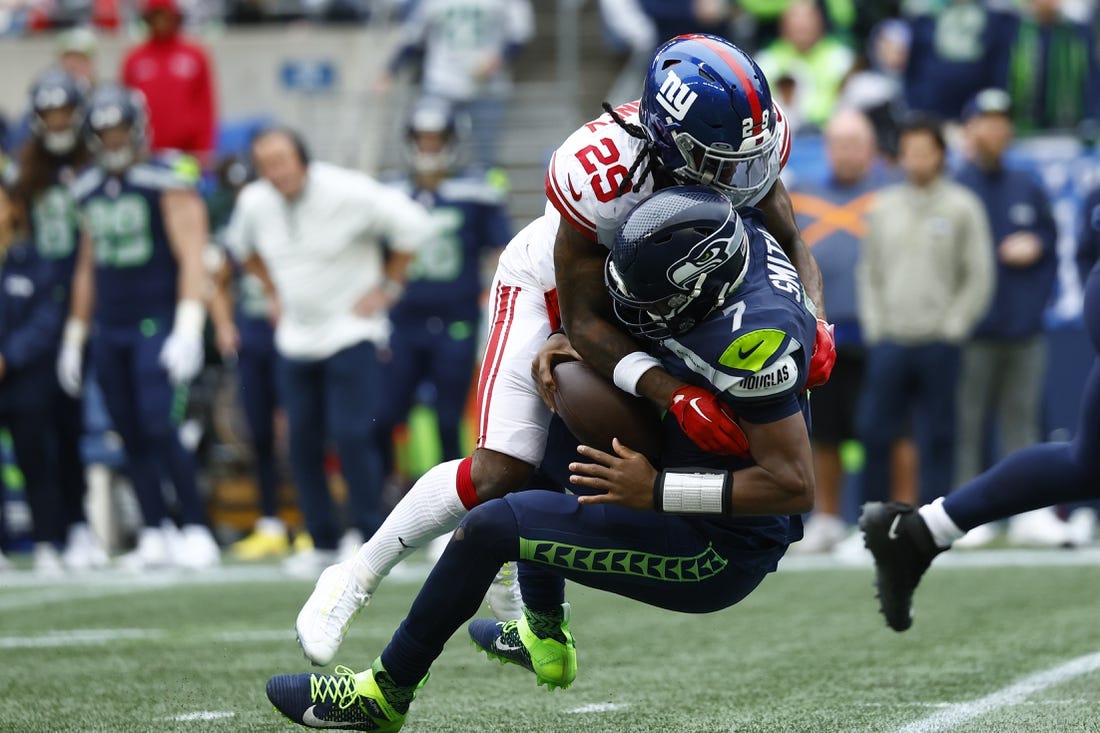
[671,130,780,206]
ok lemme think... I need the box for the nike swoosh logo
[687,397,713,424]
[398,537,411,549]
[493,637,524,654]
[302,705,358,728]
[887,514,902,540]
[566,176,583,202]
[738,340,764,360]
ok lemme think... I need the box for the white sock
[918,497,965,549]
[350,459,469,591]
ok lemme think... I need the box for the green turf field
[2,551,1100,733]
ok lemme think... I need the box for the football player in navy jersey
[12,68,108,571]
[376,97,512,491]
[266,186,816,731]
[59,84,219,570]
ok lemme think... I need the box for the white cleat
[789,513,849,554]
[33,543,65,577]
[119,527,172,571]
[295,562,371,666]
[174,525,221,570]
[485,561,523,621]
[62,523,109,571]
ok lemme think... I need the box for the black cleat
[859,502,943,632]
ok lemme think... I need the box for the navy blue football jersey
[71,153,199,328]
[30,168,81,291]
[387,171,512,324]
[655,208,817,545]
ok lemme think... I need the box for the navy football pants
[92,324,205,528]
[278,340,385,550]
[237,321,280,519]
[376,318,478,476]
[380,491,787,686]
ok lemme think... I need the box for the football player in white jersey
[293,33,836,669]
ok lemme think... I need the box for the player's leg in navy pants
[379,492,786,686]
[237,335,280,519]
[910,342,959,504]
[942,265,1100,529]
[430,323,478,462]
[132,327,206,526]
[857,342,914,504]
[374,323,428,481]
[4,409,63,546]
[279,355,340,550]
[93,329,168,527]
[52,389,88,530]
[325,340,386,539]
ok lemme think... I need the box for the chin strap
[601,102,663,197]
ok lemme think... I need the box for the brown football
[551,360,663,464]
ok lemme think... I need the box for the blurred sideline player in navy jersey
[12,68,109,571]
[58,84,220,570]
[292,34,836,671]
[0,183,68,574]
[266,186,817,730]
[376,97,512,491]
[206,156,289,561]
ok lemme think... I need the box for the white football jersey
[497,100,791,294]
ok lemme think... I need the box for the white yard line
[0,628,162,648]
[164,711,235,722]
[893,651,1100,733]
[778,547,1100,572]
[565,702,630,714]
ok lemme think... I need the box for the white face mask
[411,149,452,175]
[100,146,135,172]
[42,129,77,155]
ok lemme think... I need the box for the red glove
[806,319,836,390]
[669,385,750,457]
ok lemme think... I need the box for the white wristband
[654,469,731,514]
[612,351,661,397]
[63,318,89,348]
[174,299,206,337]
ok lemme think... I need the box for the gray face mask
[43,129,78,155]
[100,146,135,172]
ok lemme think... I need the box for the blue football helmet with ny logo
[639,34,781,208]
[606,185,750,341]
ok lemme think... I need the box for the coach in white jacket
[227,128,434,572]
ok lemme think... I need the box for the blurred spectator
[378,0,534,167]
[60,84,219,570]
[599,0,729,57]
[0,183,66,574]
[835,17,909,157]
[1078,184,1100,284]
[789,109,890,552]
[376,97,511,492]
[904,0,1016,120]
[207,156,289,560]
[121,0,217,162]
[755,0,855,133]
[1005,0,1099,133]
[57,27,98,86]
[857,114,994,505]
[227,128,434,575]
[954,88,1065,545]
[12,68,109,571]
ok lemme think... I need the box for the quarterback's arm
[757,178,825,320]
[571,408,814,515]
[554,223,683,407]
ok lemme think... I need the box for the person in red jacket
[120,0,216,162]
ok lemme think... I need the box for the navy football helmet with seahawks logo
[606,185,749,341]
[84,84,149,173]
[29,68,87,155]
[639,34,781,207]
